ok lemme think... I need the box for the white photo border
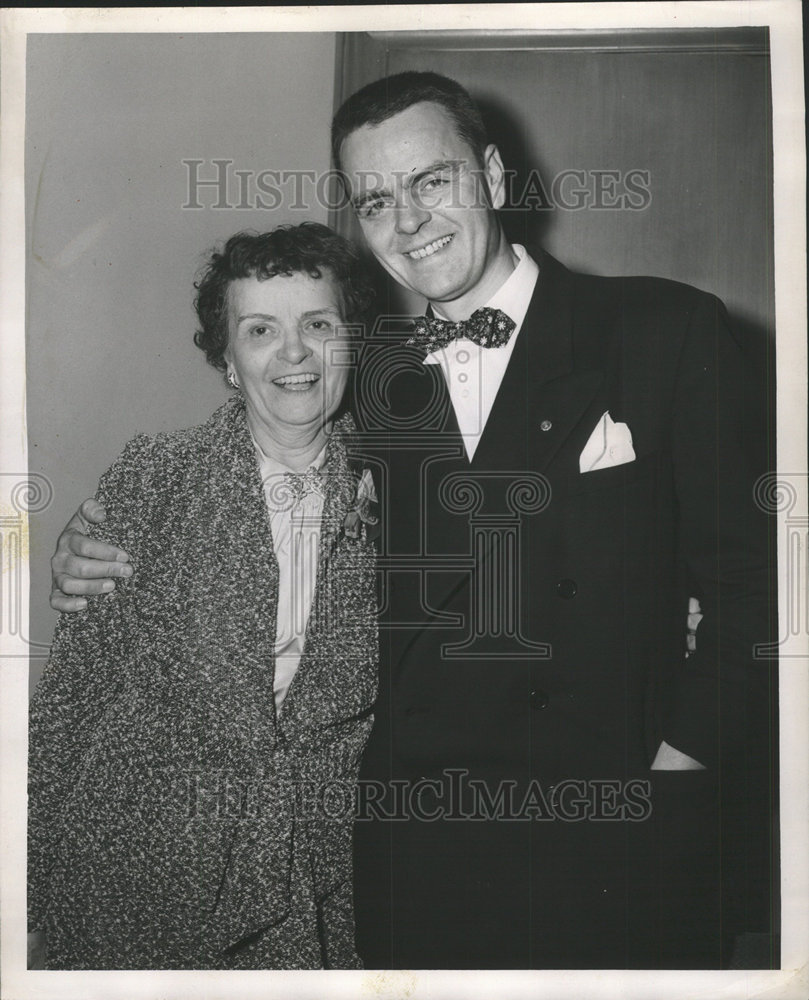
[1,4,806,999]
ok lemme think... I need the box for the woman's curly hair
[193,222,375,373]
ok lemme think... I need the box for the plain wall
[26,33,337,684]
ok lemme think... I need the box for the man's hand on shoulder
[50,499,133,612]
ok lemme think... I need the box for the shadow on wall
[478,95,557,251]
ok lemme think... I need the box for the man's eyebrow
[351,187,391,211]
[350,160,461,209]
[404,160,461,190]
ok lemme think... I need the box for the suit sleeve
[663,292,770,769]
[28,435,156,931]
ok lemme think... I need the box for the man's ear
[482,144,508,211]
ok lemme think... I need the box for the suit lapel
[451,249,606,476]
[521,250,605,475]
[412,251,607,626]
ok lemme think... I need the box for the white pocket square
[579,411,636,473]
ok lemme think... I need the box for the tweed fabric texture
[28,396,378,969]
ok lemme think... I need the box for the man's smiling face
[339,101,514,320]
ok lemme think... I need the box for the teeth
[274,373,319,386]
[407,235,453,259]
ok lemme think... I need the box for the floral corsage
[342,467,380,542]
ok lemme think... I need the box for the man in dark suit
[51,72,771,969]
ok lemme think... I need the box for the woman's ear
[224,352,240,389]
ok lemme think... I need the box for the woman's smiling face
[225,270,351,439]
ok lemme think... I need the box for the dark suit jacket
[351,250,770,969]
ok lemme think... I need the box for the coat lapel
[522,250,605,475]
[413,251,607,624]
[274,416,365,734]
[197,398,280,745]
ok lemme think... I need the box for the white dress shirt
[424,245,540,460]
[252,438,327,711]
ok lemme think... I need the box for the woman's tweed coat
[28,396,378,969]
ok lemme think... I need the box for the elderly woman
[28,223,378,969]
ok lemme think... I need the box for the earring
[227,370,239,390]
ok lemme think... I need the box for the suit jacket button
[540,419,553,432]
[556,578,578,599]
[530,689,550,710]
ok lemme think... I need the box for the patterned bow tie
[282,467,326,507]
[406,306,515,356]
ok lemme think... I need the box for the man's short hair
[193,222,374,374]
[331,71,489,173]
